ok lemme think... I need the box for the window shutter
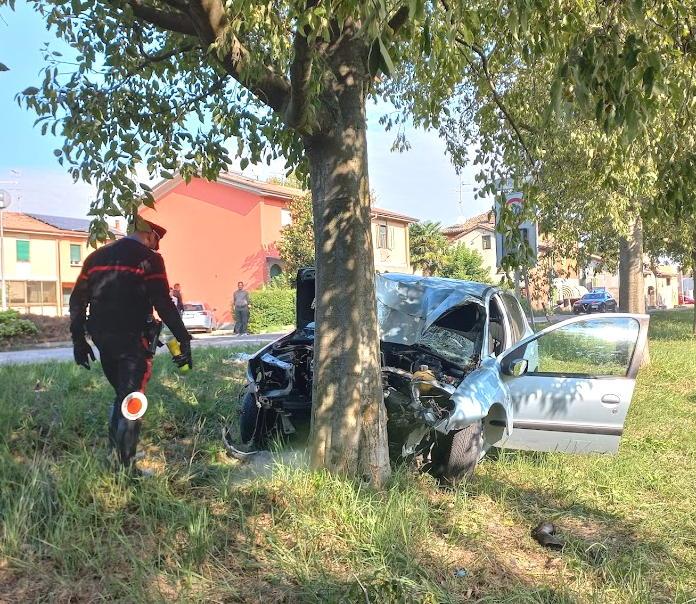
[388,226,394,250]
[70,244,81,264]
[16,240,30,262]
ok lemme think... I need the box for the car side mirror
[504,358,528,377]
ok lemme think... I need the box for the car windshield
[417,325,479,366]
[583,293,604,300]
[184,304,204,311]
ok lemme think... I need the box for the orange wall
[140,179,281,325]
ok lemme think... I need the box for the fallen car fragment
[229,269,649,482]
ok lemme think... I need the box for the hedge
[241,288,296,333]
[0,310,39,340]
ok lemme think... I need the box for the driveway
[0,333,284,366]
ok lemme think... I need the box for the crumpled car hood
[376,273,489,345]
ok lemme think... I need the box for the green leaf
[140,182,152,192]
[642,66,655,97]
[161,170,174,179]
[0,63,9,72]
[22,86,40,96]
[378,37,395,78]
[240,157,249,170]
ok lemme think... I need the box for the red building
[141,173,416,325]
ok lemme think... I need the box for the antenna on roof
[454,180,475,224]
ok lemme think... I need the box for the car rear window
[184,304,204,311]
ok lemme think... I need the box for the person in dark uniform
[69,216,192,474]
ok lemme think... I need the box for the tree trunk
[619,215,649,365]
[691,228,696,336]
[303,40,390,487]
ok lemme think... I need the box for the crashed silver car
[227,269,649,482]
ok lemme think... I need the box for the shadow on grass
[461,464,687,602]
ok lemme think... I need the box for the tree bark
[304,38,391,486]
[619,214,649,364]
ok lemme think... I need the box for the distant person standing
[172,283,184,313]
[233,282,250,335]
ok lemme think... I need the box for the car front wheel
[428,421,483,485]
[240,390,277,446]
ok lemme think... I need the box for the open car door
[498,314,649,453]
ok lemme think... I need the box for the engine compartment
[248,318,482,449]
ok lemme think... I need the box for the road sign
[495,191,538,268]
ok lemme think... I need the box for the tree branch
[127,0,197,36]
[387,6,410,35]
[104,44,202,93]
[188,0,291,112]
[456,36,535,166]
[285,1,320,128]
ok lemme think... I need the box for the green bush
[0,310,39,339]
[244,288,296,333]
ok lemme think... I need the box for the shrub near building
[0,311,39,343]
[245,288,296,334]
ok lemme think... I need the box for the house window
[16,240,30,262]
[9,281,57,305]
[482,235,491,250]
[378,224,388,249]
[70,244,82,266]
[519,228,529,243]
[269,264,283,279]
[8,281,25,304]
[281,209,292,226]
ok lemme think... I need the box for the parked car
[182,302,217,333]
[679,293,694,305]
[573,290,618,314]
[225,269,649,482]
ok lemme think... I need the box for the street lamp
[0,189,11,311]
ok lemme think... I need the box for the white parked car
[182,302,217,333]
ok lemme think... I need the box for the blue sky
[0,4,490,225]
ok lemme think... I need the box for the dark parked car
[225,270,648,483]
[573,290,617,314]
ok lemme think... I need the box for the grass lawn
[1,312,694,603]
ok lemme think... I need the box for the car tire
[429,421,483,485]
[600,303,606,312]
[239,390,277,445]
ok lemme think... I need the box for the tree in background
[277,193,315,279]
[408,221,449,276]
[440,244,492,283]
[645,216,696,335]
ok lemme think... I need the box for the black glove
[73,337,96,370]
[173,338,193,370]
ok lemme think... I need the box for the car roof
[379,273,493,300]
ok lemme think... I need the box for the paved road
[0,333,284,366]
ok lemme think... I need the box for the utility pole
[0,189,12,311]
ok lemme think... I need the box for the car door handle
[601,394,621,405]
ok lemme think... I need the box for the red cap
[132,216,167,240]
[144,219,167,240]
